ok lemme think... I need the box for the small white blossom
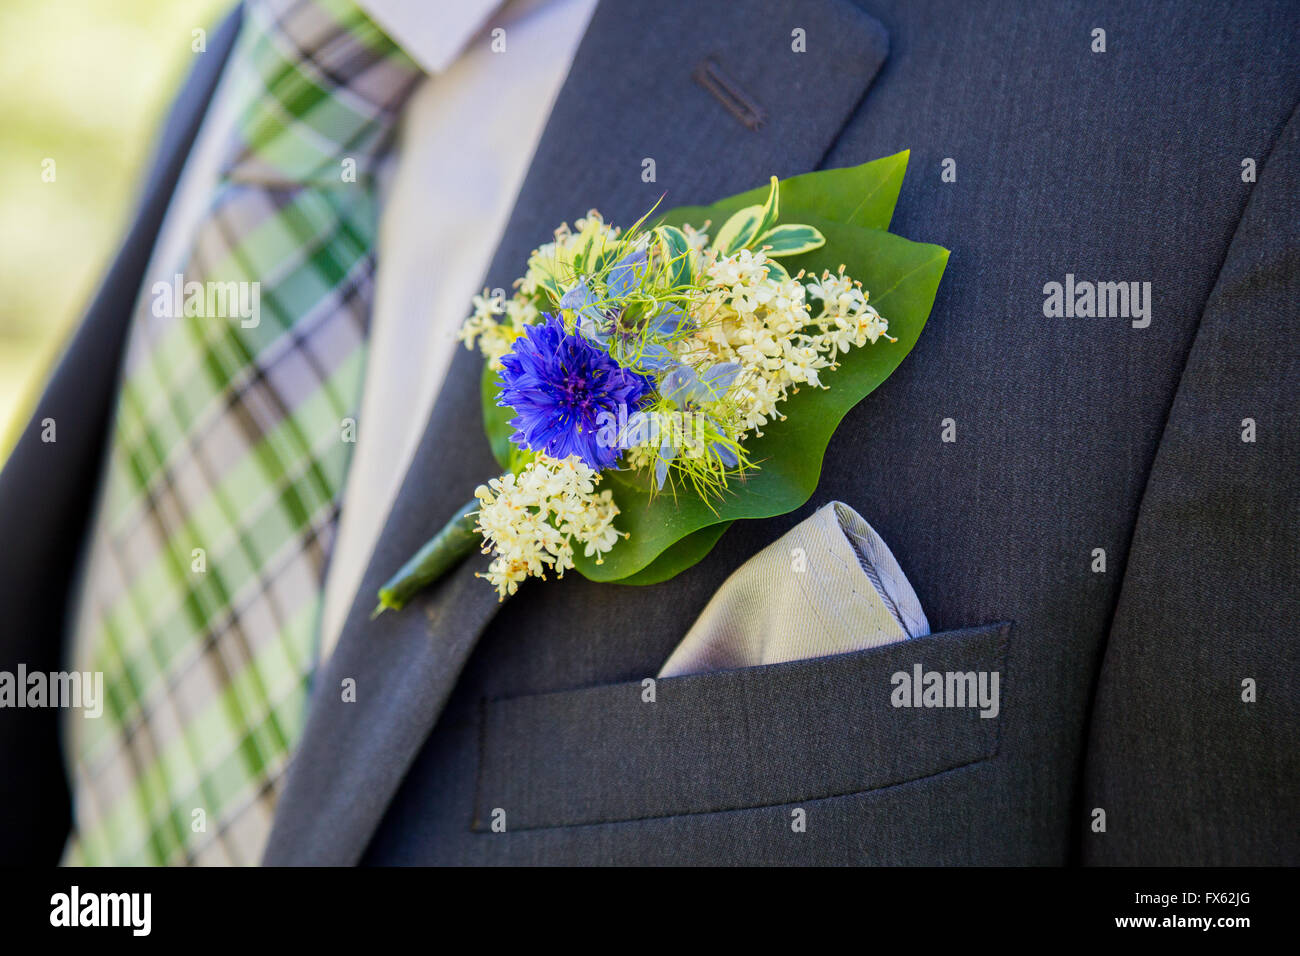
[458,289,519,367]
[677,256,892,438]
[473,455,623,599]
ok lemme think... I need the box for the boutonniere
[374,151,948,613]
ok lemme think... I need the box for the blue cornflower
[498,313,654,470]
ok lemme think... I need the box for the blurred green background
[0,0,230,464]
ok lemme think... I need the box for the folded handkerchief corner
[658,501,929,678]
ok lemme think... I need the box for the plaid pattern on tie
[64,0,420,866]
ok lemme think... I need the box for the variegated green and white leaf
[755,223,825,257]
[763,258,791,282]
[570,224,604,274]
[754,175,780,238]
[536,274,562,303]
[654,224,694,288]
[711,203,765,255]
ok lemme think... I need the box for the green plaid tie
[64,0,421,866]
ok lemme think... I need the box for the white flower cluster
[455,209,891,508]
[679,249,891,437]
[473,455,622,599]
[518,210,619,299]
[805,268,892,356]
[459,211,622,368]
[458,292,537,369]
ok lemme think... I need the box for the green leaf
[567,152,946,583]
[482,361,513,471]
[754,175,780,239]
[654,224,694,288]
[667,150,910,237]
[763,259,791,282]
[615,521,734,585]
[570,221,606,274]
[483,359,535,474]
[711,203,765,255]
[755,223,825,257]
[536,275,561,303]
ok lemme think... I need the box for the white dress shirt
[133,0,599,661]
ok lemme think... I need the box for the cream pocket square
[658,502,929,677]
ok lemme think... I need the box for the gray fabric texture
[1,0,1296,866]
[478,623,1006,833]
[351,0,1300,866]
[1081,98,1300,866]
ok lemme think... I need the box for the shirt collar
[355,0,505,74]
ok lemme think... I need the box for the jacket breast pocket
[472,621,1011,831]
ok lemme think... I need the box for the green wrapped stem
[372,498,480,616]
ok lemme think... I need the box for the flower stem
[372,498,480,617]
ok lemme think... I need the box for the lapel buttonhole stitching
[692,57,765,131]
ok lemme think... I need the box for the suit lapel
[263,0,890,865]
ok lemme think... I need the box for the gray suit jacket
[0,0,1296,865]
